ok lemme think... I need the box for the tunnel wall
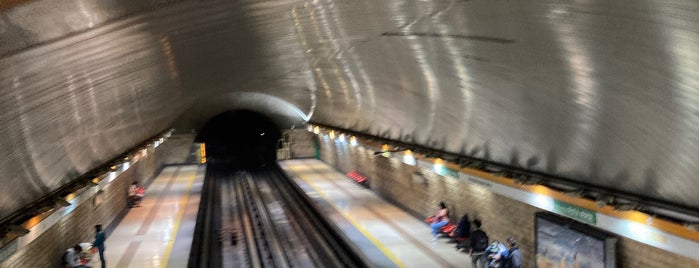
[288,129,316,159]
[0,134,194,268]
[317,135,699,268]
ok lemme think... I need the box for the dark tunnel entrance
[195,110,282,169]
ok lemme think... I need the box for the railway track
[189,161,367,268]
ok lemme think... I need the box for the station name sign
[553,200,597,225]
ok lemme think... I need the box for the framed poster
[536,212,617,268]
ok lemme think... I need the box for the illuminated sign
[553,200,597,225]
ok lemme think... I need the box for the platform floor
[280,159,470,268]
[104,165,205,268]
[105,160,469,268]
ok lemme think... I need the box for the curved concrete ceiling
[1,0,698,221]
[173,92,310,133]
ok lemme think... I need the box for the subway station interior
[1,0,699,267]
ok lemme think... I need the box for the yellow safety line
[160,168,198,268]
[297,171,407,268]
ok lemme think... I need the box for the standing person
[469,219,489,268]
[502,236,522,268]
[93,224,106,268]
[430,202,450,241]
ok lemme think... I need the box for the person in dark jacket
[454,213,471,237]
[469,219,489,268]
[454,213,471,249]
[93,224,106,268]
[502,236,522,268]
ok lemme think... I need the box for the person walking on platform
[93,224,106,268]
[429,202,450,241]
[469,219,489,268]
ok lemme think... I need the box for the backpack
[61,251,69,266]
[502,247,520,268]
[471,230,489,251]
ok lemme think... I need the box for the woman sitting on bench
[429,202,450,241]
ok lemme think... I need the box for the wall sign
[553,200,597,225]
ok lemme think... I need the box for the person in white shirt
[65,244,90,268]
[127,181,142,207]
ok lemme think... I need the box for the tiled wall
[288,129,316,159]
[0,134,194,268]
[318,136,699,268]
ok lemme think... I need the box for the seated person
[128,181,143,207]
[453,213,471,237]
[429,202,450,241]
[65,244,90,268]
[452,213,471,249]
[486,240,508,268]
[502,237,522,268]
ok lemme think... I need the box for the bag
[501,254,512,268]
[136,187,145,197]
[471,230,489,251]
[61,251,69,266]
[502,247,519,268]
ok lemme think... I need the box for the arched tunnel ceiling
[173,92,310,132]
[1,0,698,221]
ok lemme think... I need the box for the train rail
[189,160,367,268]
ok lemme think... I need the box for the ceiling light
[684,222,699,232]
[493,171,510,177]
[563,189,585,197]
[373,148,408,156]
[85,179,98,187]
[594,195,614,208]
[614,203,639,211]
[465,162,483,169]
[55,198,71,207]
[595,200,608,208]
[513,175,539,186]
[521,179,540,186]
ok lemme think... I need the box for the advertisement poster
[536,212,616,268]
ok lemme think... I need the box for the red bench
[347,171,369,187]
[442,223,457,233]
[424,216,457,234]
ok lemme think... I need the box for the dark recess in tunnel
[195,110,281,169]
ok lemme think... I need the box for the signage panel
[553,200,597,225]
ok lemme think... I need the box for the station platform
[104,160,468,267]
[280,159,469,268]
[104,164,205,268]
